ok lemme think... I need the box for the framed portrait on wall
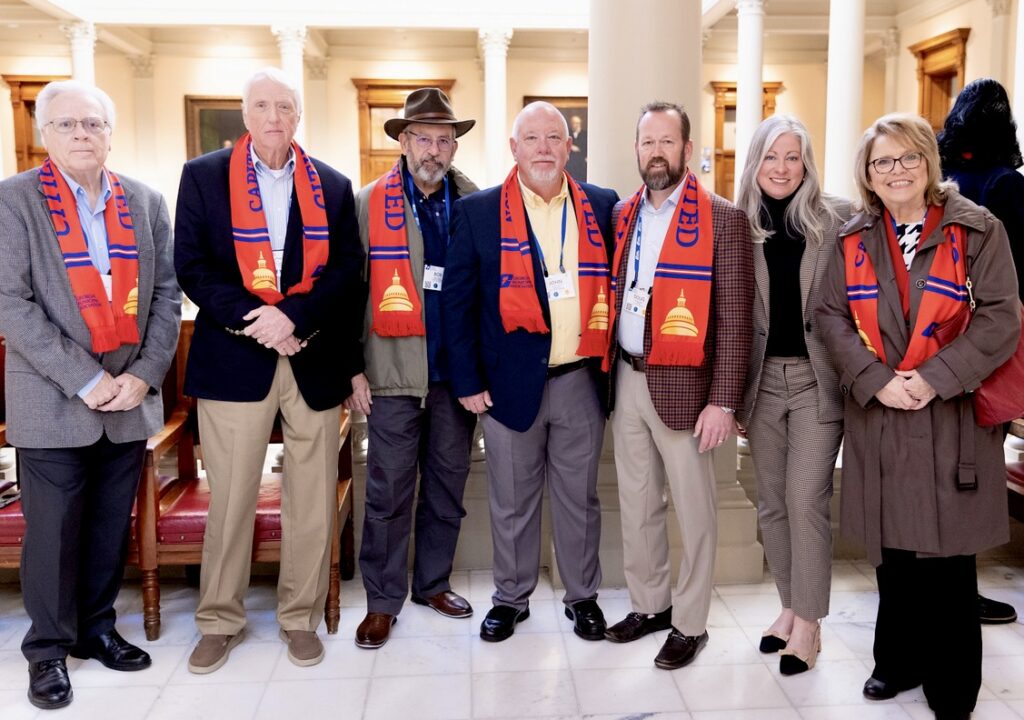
[184,96,246,159]
[523,95,588,182]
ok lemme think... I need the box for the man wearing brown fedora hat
[346,87,479,649]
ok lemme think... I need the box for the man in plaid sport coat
[603,101,753,670]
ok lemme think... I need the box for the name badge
[624,287,650,317]
[545,272,576,301]
[423,264,445,291]
[100,273,113,302]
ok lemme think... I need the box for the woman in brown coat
[816,113,1019,720]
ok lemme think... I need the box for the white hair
[35,80,117,132]
[511,101,568,140]
[241,66,303,115]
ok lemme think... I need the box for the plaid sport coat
[609,189,754,431]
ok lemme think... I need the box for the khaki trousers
[195,356,341,635]
[612,359,717,636]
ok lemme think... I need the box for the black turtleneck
[761,192,808,358]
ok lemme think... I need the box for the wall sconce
[700,147,712,174]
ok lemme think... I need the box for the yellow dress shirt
[519,176,582,366]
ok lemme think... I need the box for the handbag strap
[960,229,977,313]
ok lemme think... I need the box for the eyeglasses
[868,152,923,174]
[247,100,297,116]
[45,117,109,135]
[404,130,454,152]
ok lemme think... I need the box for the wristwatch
[720,406,735,414]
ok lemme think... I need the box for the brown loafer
[411,591,473,618]
[279,629,325,667]
[188,631,245,674]
[355,612,396,649]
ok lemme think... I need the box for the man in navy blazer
[174,68,365,674]
[442,101,618,643]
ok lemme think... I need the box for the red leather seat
[156,475,284,544]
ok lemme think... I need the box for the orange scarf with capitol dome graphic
[229,132,329,305]
[497,167,611,357]
[39,158,140,354]
[844,206,969,369]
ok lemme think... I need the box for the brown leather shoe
[411,591,473,618]
[355,612,396,649]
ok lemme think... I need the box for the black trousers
[19,435,147,662]
[360,383,476,615]
[873,547,981,715]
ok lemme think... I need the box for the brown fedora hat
[384,87,476,140]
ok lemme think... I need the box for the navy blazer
[174,147,366,411]
[442,180,619,432]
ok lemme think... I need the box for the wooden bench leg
[326,561,341,634]
[141,568,161,641]
[341,507,355,581]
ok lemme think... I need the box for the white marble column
[61,21,96,85]
[882,28,900,115]
[127,55,156,180]
[271,24,307,144]
[988,0,1011,84]
[733,0,765,198]
[584,0,763,587]
[823,0,865,198]
[304,57,329,156]
[478,28,513,187]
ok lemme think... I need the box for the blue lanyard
[532,199,568,277]
[630,196,646,289]
[405,171,450,243]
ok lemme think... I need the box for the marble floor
[0,560,1023,719]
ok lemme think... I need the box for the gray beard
[410,158,449,187]
[641,162,683,192]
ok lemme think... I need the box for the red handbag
[935,234,1024,427]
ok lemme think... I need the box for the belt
[547,358,588,378]
[618,345,646,373]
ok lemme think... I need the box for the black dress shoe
[564,599,606,641]
[605,608,672,643]
[862,675,921,700]
[480,605,530,642]
[654,628,709,669]
[69,629,151,671]
[28,658,72,710]
[979,594,1017,624]
[934,712,971,720]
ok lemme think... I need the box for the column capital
[306,57,328,81]
[60,20,96,47]
[271,24,307,55]
[988,0,1012,17]
[882,27,900,58]
[126,54,154,79]
[736,0,765,15]
[478,27,513,57]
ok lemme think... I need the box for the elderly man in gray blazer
[0,80,180,711]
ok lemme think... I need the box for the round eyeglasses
[404,130,454,152]
[45,117,109,135]
[868,152,923,174]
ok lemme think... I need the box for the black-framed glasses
[45,116,109,135]
[868,152,923,174]
[404,130,454,152]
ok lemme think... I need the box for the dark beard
[640,157,684,191]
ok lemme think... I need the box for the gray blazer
[740,194,850,427]
[0,168,181,448]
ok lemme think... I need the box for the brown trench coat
[815,190,1019,566]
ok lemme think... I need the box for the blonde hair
[736,114,835,245]
[853,112,955,216]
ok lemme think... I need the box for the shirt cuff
[76,369,105,399]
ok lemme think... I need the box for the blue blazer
[442,181,618,432]
[174,148,366,411]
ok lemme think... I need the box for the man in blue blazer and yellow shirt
[174,68,365,674]
[442,101,618,642]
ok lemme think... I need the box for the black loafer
[480,605,529,642]
[654,628,709,669]
[69,629,151,671]
[564,599,606,641]
[28,658,72,710]
[605,608,672,643]
[978,594,1017,624]
[862,675,921,700]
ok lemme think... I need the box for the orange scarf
[39,158,139,353]
[497,167,610,357]
[229,133,329,304]
[366,161,426,337]
[607,171,714,367]
[844,207,968,368]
